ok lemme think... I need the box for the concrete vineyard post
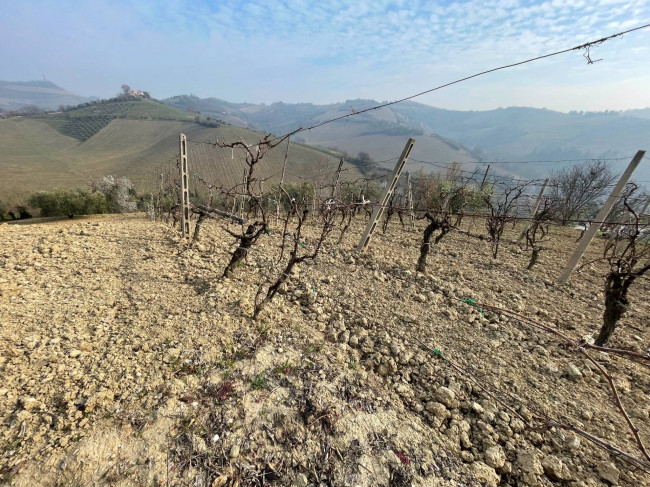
[558,150,646,283]
[332,158,344,199]
[179,133,191,239]
[356,138,415,252]
[480,164,491,190]
[407,171,415,231]
[240,169,247,220]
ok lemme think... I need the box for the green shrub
[28,188,109,218]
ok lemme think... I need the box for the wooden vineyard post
[179,133,191,238]
[558,150,646,284]
[406,171,415,231]
[518,178,549,241]
[356,138,415,252]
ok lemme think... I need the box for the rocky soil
[1,213,649,486]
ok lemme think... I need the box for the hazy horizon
[2,1,650,113]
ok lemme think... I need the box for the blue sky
[1,0,649,111]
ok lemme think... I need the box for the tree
[29,189,108,218]
[90,175,137,213]
[549,160,617,224]
[121,84,131,96]
[483,180,529,259]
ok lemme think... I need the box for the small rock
[229,444,240,458]
[471,461,500,487]
[596,461,619,485]
[69,350,81,358]
[564,364,583,381]
[21,397,39,411]
[426,402,450,419]
[434,386,457,408]
[484,445,506,469]
[542,455,569,480]
[471,402,484,415]
[294,473,309,487]
[79,342,93,352]
[516,449,543,475]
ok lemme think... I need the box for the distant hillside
[31,97,198,141]
[163,95,481,173]
[164,96,650,182]
[622,108,650,120]
[0,98,360,205]
[0,80,89,111]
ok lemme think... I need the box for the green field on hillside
[0,114,359,206]
[26,99,197,141]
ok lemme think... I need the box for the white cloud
[0,0,649,111]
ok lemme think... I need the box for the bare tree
[549,160,617,224]
[483,181,529,259]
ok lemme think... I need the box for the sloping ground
[0,118,355,206]
[1,215,649,486]
[294,120,478,173]
[162,96,480,170]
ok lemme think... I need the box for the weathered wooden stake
[518,178,549,241]
[558,150,646,283]
[356,138,415,252]
[179,133,191,238]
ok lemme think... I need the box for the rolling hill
[164,95,650,182]
[0,80,90,111]
[0,98,361,206]
[163,95,482,173]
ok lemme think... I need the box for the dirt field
[1,213,649,486]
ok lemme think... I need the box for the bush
[91,175,137,213]
[15,206,32,219]
[28,189,109,218]
[0,200,6,221]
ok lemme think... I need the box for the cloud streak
[1,0,649,111]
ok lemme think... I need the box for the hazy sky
[2,0,649,112]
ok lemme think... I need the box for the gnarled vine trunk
[595,273,631,346]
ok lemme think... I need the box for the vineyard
[1,104,649,487]
[2,155,650,486]
[0,115,349,206]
